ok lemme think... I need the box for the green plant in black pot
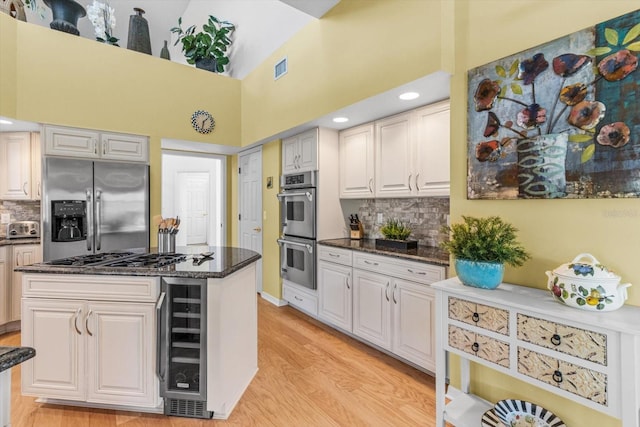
[380,219,412,240]
[440,215,530,289]
[170,15,235,73]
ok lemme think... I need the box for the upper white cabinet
[44,125,148,163]
[0,132,41,200]
[282,128,318,173]
[339,123,375,198]
[338,100,450,198]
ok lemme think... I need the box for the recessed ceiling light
[333,117,349,123]
[399,92,420,101]
[0,119,13,125]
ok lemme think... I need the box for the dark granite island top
[15,246,261,279]
[319,238,450,267]
[0,346,35,372]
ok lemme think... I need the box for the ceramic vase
[160,40,170,60]
[455,258,504,289]
[127,7,151,55]
[43,0,86,36]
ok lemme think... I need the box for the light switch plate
[377,213,383,224]
[1,213,10,224]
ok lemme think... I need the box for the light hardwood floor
[1,296,437,426]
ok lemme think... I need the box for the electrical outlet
[377,213,383,224]
[1,213,10,224]
[446,214,450,226]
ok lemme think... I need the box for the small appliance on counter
[6,221,40,239]
[349,214,363,240]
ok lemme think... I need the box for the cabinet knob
[552,370,563,383]
[471,342,479,353]
[550,334,562,346]
[472,312,480,323]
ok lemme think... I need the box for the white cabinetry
[44,125,148,163]
[318,246,353,332]
[375,112,413,197]
[10,244,41,322]
[0,247,7,325]
[21,274,159,409]
[0,132,41,200]
[432,278,640,427]
[282,128,317,173]
[339,123,375,198]
[413,101,451,196]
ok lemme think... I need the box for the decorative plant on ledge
[380,218,412,241]
[171,15,235,73]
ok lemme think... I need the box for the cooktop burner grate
[46,252,187,268]
[48,252,137,266]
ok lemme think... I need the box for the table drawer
[353,252,445,285]
[448,297,509,335]
[518,347,607,406]
[318,245,352,266]
[517,313,607,366]
[448,325,510,368]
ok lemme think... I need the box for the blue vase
[455,259,504,289]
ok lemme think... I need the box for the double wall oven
[277,171,317,290]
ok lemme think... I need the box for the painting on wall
[467,9,640,199]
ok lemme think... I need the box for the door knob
[253,227,262,232]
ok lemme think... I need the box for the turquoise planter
[455,259,504,289]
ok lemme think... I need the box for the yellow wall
[261,139,282,298]
[0,13,17,117]
[449,1,639,426]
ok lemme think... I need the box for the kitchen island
[1,346,35,427]
[15,246,260,420]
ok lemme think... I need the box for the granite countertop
[15,246,261,279]
[0,237,41,246]
[319,238,450,267]
[0,346,36,372]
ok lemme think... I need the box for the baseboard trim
[259,292,288,307]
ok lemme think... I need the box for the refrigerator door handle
[95,190,102,251]
[86,189,93,251]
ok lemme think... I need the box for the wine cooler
[158,277,213,419]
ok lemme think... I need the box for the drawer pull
[553,370,563,383]
[550,334,562,346]
[294,296,303,302]
[472,312,480,323]
[471,342,479,353]
[364,260,379,266]
[329,253,340,258]
[407,269,426,275]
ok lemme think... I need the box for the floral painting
[467,9,640,199]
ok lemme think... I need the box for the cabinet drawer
[318,245,352,266]
[517,313,607,366]
[448,325,510,368]
[448,297,509,335]
[518,347,607,406]
[283,282,318,316]
[353,252,445,285]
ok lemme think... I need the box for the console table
[431,277,640,427]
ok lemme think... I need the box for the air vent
[164,398,213,419]
[274,57,288,80]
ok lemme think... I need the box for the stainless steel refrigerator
[43,157,150,261]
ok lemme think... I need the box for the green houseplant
[376,218,417,251]
[170,15,235,73]
[440,216,530,289]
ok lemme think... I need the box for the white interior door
[178,172,209,245]
[238,148,262,293]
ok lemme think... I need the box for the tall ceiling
[21,0,340,79]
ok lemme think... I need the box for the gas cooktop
[46,252,187,268]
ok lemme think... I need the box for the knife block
[350,223,364,240]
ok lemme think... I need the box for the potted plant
[170,15,235,73]
[440,215,530,289]
[376,218,417,251]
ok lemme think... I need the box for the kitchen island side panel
[206,263,258,419]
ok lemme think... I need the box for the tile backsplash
[0,200,41,237]
[354,197,449,247]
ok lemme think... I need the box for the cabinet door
[0,247,7,325]
[392,279,436,371]
[10,244,42,322]
[31,132,42,200]
[352,269,392,349]
[21,299,85,401]
[413,101,450,197]
[0,132,32,200]
[100,133,149,163]
[375,113,412,197]
[282,135,299,173]
[318,260,353,331]
[339,123,375,198]
[44,125,100,158]
[86,302,157,407]
[296,129,318,172]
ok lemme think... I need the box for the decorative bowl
[546,253,631,311]
[455,258,504,289]
[493,399,566,427]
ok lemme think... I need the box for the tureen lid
[553,253,620,280]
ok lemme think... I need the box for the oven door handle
[277,238,313,254]
[155,291,166,382]
[276,191,313,201]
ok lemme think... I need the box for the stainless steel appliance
[277,171,317,290]
[42,157,149,261]
[6,221,40,239]
[157,277,212,419]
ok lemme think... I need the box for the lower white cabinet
[318,260,353,332]
[283,281,318,317]
[10,244,41,322]
[0,247,7,325]
[21,274,159,409]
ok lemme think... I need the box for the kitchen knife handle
[86,189,93,251]
[95,190,102,251]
